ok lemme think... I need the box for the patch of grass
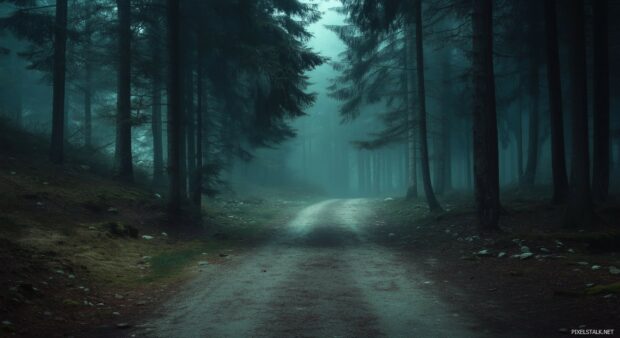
[147,240,227,282]
[585,282,620,295]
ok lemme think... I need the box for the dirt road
[136,199,508,337]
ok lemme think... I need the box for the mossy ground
[0,127,312,336]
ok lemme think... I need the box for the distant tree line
[331,0,617,230]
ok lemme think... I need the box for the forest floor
[1,126,619,337]
[369,193,620,336]
[122,195,619,338]
[0,126,315,337]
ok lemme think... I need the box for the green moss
[146,241,226,282]
[585,282,620,295]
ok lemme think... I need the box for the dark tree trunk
[115,0,133,182]
[544,0,569,203]
[472,0,500,231]
[592,0,610,202]
[522,52,540,186]
[405,24,418,199]
[565,0,593,228]
[83,18,93,149]
[50,0,68,164]
[414,0,442,212]
[516,93,523,183]
[185,57,196,204]
[192,60,204,207]
[439,52,453,193]
[84,68,92,149]
[167,0,182,214]
[151,28,164,185]
[465,124,472,190]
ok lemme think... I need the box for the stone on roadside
[142,235,154,240]
[476,249,491,257]
[497,252,507,258]
[520,246,531,253]
[591,265,601,271]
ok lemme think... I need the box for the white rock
[520,246,531,253]
[591,265,602,271]
[539,247,550,253]
[476,249,491,256]
[161,232,168,237]
[197,261,209,266]
[154,193,162,199]
[384,197,394,201]
[519,252,534,260]
[142,235,154,240]
[497,252,507,258]
[609,266,620,275]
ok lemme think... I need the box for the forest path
[136,199,496,338]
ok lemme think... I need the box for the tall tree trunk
[565,0,593,228]
[592,0,610,202]
[522,52,540,186]
[439,52,453,193]
[115,0,133,182]
[84,68,92,149]
[192,60,204,207]
[50,0,68,164]
[465,125,472,190]
[516,92,523,183]
[167,0,182,214]
[405,24,418,199]
[414,0,442,211]
[544,0,569,203]
[83,18,93,149]
[150,20,164,185]
[472,0,500,231]
[186,58,196,204]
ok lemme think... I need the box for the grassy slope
[0,124,312,337]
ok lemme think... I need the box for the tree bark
[185,56,196,204]
[192,59,204,207]
[522,51,540,186]
[50,0,68,164]
[115,0,133,182]
[405,23,418,199]
[167,0,182,214]
[414,0,442,212]
[151,23,164,185]
[565,0,593,228]
[544,0,569,203]
[592,0,610,202]
[472,0,500,231]
[84,68,92,149]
